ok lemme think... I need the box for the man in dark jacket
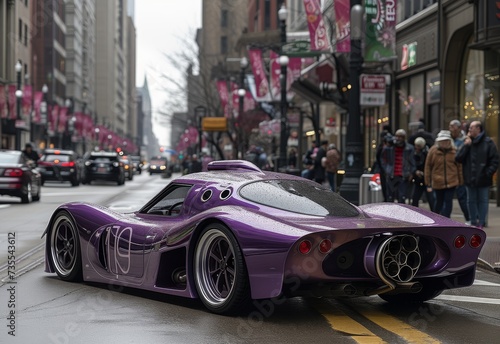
[381,129,416,203]
[455,120,499,228]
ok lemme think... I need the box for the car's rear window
[151,159,166,165]
[239,180,360,217]
[44,154,70,162]
[0,153,19,164]
[93,157,116,163]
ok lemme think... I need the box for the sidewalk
[419,198,500,273]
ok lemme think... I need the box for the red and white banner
[303,0,330,51]
[0,85,6,119]
[33,91,43,123]
[216,80,231,118]
[269,51,302,101]
[270,51,281,101]
[22,84,32,118]
[49,104,59,133]
[8,85,17,120]
[248,48,271,102]
[57,107,68,133]
[334,0,350,52]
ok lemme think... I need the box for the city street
[0,172,499,343]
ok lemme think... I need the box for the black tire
[32,181,41,202]
[193,223,250,314]
[70,177,80,187]
[20,182,32,203]
[379,287,443,304]
[49,211,82,281]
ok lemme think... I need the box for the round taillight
[454,235,466,249]
[298,240,312,254]
[470,234,482,248]
[319,239,332,253]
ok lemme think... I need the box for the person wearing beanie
[425,130,462,217]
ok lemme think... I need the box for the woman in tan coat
[424,130,463,217]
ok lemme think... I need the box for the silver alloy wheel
[195,228,236,307]
[50,213,78,278]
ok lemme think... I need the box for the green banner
[364,0,397,62]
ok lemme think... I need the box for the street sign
[202,117,227,131]
[281,40,329,57]
[360,74,386,106]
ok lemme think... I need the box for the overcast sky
[135,0,202,146]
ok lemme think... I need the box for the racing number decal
[105,225,133,275]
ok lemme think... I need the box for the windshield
[240,180,360,217]
[44,154,71,162]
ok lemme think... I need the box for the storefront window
[397,75,424,131]
[462,42,500,199]
[462,47,499,141]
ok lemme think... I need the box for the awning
[291,55,348,109]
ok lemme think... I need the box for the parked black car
[38,149,82,186]
[129,155,143,174]
[119,155,134,181]
[82,151,125,185]
[0,150,41,203]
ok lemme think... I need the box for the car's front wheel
[194,223,250,314]
[49,211,82,281]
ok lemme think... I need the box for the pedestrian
[288,148,297,168]
[381,129,416,203]
[324,143,341,192]
[424,130,462,218]
[22,143,40,164]
[301,143,316,180]
[188,154,202,173]
[373,131,391,201]
[408,120,434,148]
[449,119,470,223]
[410,137,434,209]
[313,140,328,185]
[455,120,499,228]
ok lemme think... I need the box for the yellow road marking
[315,303,386,344]
[313,299,442,344]
[359,309,441,344]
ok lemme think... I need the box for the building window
[220,36,228,54]
[18,19,22,42]
[24,23,28,46]
[221,10,228,28]
[264,0,271,30]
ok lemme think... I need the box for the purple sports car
[43,160,485,314]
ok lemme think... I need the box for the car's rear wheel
[32,181,41,201]
[194,223,250,314]
[379,287,443,304]
[20,182,32,203]
[49,211,82,281]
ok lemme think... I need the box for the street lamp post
[194,106,207,155]
[15,61,23,150]
[41,84,48,149]
[237,56,248,159]
[339,2,365,205]
[94,127,100,151]
[65,98,73,150]
[278,4,288,171]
